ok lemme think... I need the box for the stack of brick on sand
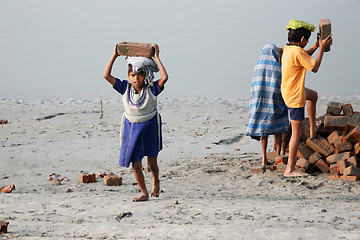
[273,102,360,181]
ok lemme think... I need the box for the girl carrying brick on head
[103,43,168,202]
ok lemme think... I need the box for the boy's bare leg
[148,157,160,197]
[275,133,282,156]
[261,136,268,166]
[306,88,320,138]
[132,161,149,202]
[284,120,308,177]
[281,129,291,155]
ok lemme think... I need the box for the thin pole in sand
[100,91,104,119]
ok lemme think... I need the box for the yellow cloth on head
[286,19,316,32]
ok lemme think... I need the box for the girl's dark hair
[288,27,311,43]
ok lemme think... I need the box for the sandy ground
[1,96,360,240]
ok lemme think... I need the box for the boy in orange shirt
[281,19,332,177]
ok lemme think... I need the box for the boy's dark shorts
[289,107,305,121]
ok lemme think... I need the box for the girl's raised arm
[103,44,119,86]
[152,44,168,89]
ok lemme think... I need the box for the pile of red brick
[275,101,360,181]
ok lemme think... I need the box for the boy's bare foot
[150,181,160,197]
[0,184,15,193]
[284,170,308,177]
[133,195,149,202]
[310,120,321,138]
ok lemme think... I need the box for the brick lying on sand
[78,173,96,183]
[116,42,154,57]
[103,174,123,186]
[0,220,9,234]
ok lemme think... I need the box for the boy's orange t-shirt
[281,45,316,108]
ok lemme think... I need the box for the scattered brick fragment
[103,174,123,186]
[0,184,15,193]
[308,152,322,164]
[78,173,96,183]
[0,220,9,234]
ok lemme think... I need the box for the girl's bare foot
[150,180,160,197]
[310,120,321,138]
[284,170,308,177]
[133,195,149,202]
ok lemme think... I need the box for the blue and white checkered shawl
[245,44,290,137]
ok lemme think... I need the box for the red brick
[319,19,331,52]
[266,151,277,161]
[326,152,352,164]
[347,112,360,128]
[345,126,360,144]
[354,143,360,155]
[0,220,9,234]
[116,42,154,57]
[297,142,315,159]
[308,152,322,164]
[276,163,287,173]
[326,101,341,115]
[347,156,360,168]
[340,175,359,181]
[342,103,354,116]
[275,155,288,165]
[343,166,360,177]
[329,165,340,176]
[306,135,334,157]
[315,159,330,173]
[337,159,349,175]
[334,141,353,154]
[324,116,348,131]
[77,173,96,183]
[327,131,344,146]
[296,158,310,169]
[103,174,123,186]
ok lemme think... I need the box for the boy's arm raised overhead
[152,44,168,89]
[103,44,118,86]
[312,34,332,73]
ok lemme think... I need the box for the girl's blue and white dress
[245,43,290,139]
[113,78,163,167]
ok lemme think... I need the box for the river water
[1,0,359,99]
